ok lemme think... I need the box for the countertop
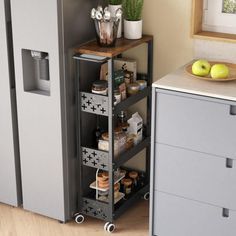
[153,62,236,102]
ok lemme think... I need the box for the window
[203,0,236,34]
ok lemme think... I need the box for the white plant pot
[108,4,122,38]
[124,19,142,40]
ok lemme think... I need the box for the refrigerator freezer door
[0,0,22,206]
[11,0,66,221]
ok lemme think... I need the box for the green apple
[210,64,229,79]
[192,59,211,77]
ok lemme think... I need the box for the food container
[124,72,134,85]
[98,132,119,157]
[92,80,108,95]
[129,171,139,187]
[115,127,127,154]
[123,178,132,195]
[119,83,127,100]
[114,89,121,105]
[127,83,140,96]
[126,134,134,150]
[114,70,125,87]
[136,80,147,90]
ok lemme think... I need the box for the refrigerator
[10,0,99,221]
[0,0,22,207]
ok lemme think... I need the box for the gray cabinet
[155,91,236,157]
[10,0,98,221]
[150,88,236,236]
[0,0,21,207]
[154,192,236,236]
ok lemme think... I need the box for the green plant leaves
[123,0,144,21]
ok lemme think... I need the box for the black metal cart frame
[73,36,153,231]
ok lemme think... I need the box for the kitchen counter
[153,62,236,102]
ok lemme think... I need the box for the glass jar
[114,89,121,105]
[123,178,132,195]
[98,132,119,157]
[129,171,139,188]
[92,80,108,95]
[136,80,147,90]
[127,83,140,96]
[126,134,134,150]
[114,127,127,155]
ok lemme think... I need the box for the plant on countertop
[108,0,123,5]
[123,0,144,21]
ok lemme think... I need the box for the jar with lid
[127,83,140,96]
[136,80,147,90]
[123,178,132,196]
[114,127,127,155]
[129,171,139,188]
[92,80,108,95]
[98,132,119,157]
[114,89,121,105]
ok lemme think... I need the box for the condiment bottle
[123,178,133,196]
[129,171,139,188]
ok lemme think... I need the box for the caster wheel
[144,192,150,200]
[74,214,84,224]
[104,222,110,231]
[104,222,115,233]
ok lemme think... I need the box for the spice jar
[114,89,121,105]
[129,171,139,188]
[98,132,119,157]
[114,127,127,155]
[136,80,147,90]
[123,178,132,195]
[92,80,108,95]
[126,134,134,150]
[127,83,140,96]
[114,183,120,199]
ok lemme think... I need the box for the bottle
[117,111,129,133]
[93,116,102,148]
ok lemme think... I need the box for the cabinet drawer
[155,144,236,210]
[153,191,236,236]
[155,91,236,157]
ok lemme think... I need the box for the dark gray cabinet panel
[155,91,236,158]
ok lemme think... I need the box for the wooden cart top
[74,35,153,58]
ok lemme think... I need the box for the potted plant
[123,0,144,39]
[108,0,123,38]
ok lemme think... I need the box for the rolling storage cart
[73,35,153,233]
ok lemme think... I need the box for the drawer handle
[230,105,236,116]
[222,208,230,218]
[226,158,233,168]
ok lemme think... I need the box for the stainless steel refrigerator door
[11,0,66,221]
[0,0,22,206]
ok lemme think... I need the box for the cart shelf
[80,183,149,222]
[81,137,150,171]
[75,35,153,58]
[80,86,151,116]
[114,137,151,168]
